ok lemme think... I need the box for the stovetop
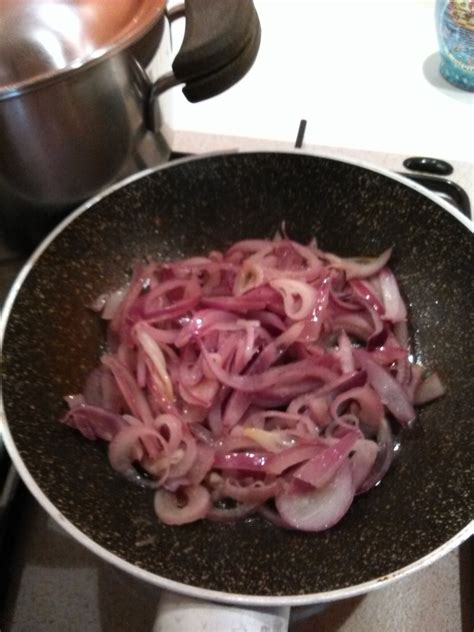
[0,142,472,632]
[0,491,470,632]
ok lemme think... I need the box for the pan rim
[1,149,472,606]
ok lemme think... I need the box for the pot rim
[0,0,166,102]
[1,149,472,606]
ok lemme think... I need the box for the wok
[0,152,472,613]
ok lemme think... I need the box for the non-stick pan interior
[2,152,472,599]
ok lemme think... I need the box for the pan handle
[145,0,261,128]
[171,0,261,103]
[153,590,290,632]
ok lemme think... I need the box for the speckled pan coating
[2,152,473,597]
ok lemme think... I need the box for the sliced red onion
[221,322,306,427]
[378,267,407,323]
[143,279,201,323]
[175,309,237,347]
[134,322,174,401]
[245,410,301,429]
[152,414,184,452]
[166,435,198,479]
[354,349,416,426]
[254,373,338,407]
[102,287,128,320]
[207,394,225,437]
[201,286,282,314]
[219,477,281,504]
[90,287,128,320]
[289,370,367,409]
[154,485,211,525]
[110,263,154,334]
[189,422,214,444]
[350,279,385,314]
[248,310,286,332]
[276,461,355,531]
[336,330,355,374]
[405,363,425,401]
[269,278,316,320]
[325,413,361,440]
[369,345,407,367]
[179,376,220,408]
[300,277,330,342]
[286,240,323,278]
[139,326,179,345]
[136,348,147,389]
[266,444,322,475]
[233,260,265,296]
[108,425,164,481]
[393,320,409,348]
[102,355,154,425]
[66,234,443,533]
[331,312,374,341]
[288,394,331,428]
[414,372,446,405]
[240,424,299,453]
[117,343,137,373]
[89,293,108,313]
[330,384,384,429]
[145,373,178,418]
[187,444,215,485]
[83,367,125,412]
[215,434,260,453]
[323,247,392,280]
[350,439,379,491]
[357,417,395,494]
[214,451,271,472]
[64,393,85,409]
[365,306,386,349]
[329,285,362,312]
[286,378,355,430]
[62,405,127,441]
[293,431,359,488]
[226,239,275,258]
[201,349,336,394]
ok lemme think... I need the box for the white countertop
[168,0,474,165]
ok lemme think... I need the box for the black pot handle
[148,0,260,115]
[173,0,261,102]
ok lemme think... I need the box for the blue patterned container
[435,0,474,91]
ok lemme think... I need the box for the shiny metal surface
[0,53,170,217]
[0,0,260,220]
[0,0,166,98]
[0,11,172,222]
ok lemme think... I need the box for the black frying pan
[1,152,472,606]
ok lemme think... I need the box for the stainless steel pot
[0,0,260,221]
